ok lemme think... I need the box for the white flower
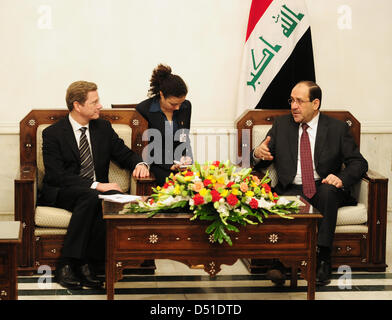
[217,203,230,217]
[258,198,274,210]
[159,196,176,206]
[276,197,290,206]
[234,207,247,216]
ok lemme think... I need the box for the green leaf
[225,223,239,232]
[206,220,220,234]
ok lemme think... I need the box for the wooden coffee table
[103,197,321,300]
[0,221,22,300]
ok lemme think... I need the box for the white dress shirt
[68,114,99,189]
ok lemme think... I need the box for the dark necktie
[300,123,316,198]
[79,127,94,180]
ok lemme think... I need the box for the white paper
[99,194,142,203]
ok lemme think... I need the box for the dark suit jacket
[40,116,143,205]
[136,97,193,171]
[253,113,368,192]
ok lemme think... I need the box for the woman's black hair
[148,64,188,98]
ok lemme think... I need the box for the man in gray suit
[253,81,368,285]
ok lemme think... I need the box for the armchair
[15,109,156,274]
[236,109,388,271]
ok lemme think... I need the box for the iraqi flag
[236,0,315,117]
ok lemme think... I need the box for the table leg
[307,221,317,300]
[106,261,114,300]
[307,263,316,300]
[106,221,114,300]
[290,265,298,288]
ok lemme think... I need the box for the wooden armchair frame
[236,109,388,271]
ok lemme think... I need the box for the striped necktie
[79,127,94,180]
[300,123,316,198]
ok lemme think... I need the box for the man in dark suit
[40,81,150,289]
[253,81,368,286]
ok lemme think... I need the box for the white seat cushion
[336,203,367,226]
[35,206,72,228]
[35,227,68,236]
[335,225,368,233]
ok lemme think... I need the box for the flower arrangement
[122,161,299,246]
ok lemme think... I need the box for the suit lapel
[63,118,80,161]
[288,116,299,164]
[314,113,328,166]
[89,120,100,169]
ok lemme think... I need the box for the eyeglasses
[288,98,311,106]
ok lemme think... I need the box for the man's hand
[96,182,123,193]
[254,136,274,161]
[322,174,343,188]
[132,163,150,178]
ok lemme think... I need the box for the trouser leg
[308,184,345,249]
[278,182,345,249]
[55,187,104,261]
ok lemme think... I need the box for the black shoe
[316,260,331,286]
[56,264,82,290]
[266,268,286,286]
[79,264,104,288]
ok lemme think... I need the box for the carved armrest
[130,173,157,196]
[15,166,36,182]
[15,166,37,219]
[364,169,388,181]
[362,169,388,219]
[15,166,37,267]
[361,168,388,264]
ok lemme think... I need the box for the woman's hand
[171,157,193,171]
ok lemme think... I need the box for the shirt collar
[69,114,89,132]
[305,112,320,130]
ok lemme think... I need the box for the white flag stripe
[237,0,311,117]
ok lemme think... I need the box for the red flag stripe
[245,0,274,42]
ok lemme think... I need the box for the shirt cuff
[136,162,150,170]
[91,181,99,189]
[252,150,261,164]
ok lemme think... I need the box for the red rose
[226,193,239,206]
[203,179,212,187]
[212,161,220,167]
[193,194,205,206]
[262,183,271,193]
[227,181,235,188]
[185,171,194,176]
[249,198,259,209]
[273,192,279,203]
[163,183,169,189]
[211,189,222,202]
